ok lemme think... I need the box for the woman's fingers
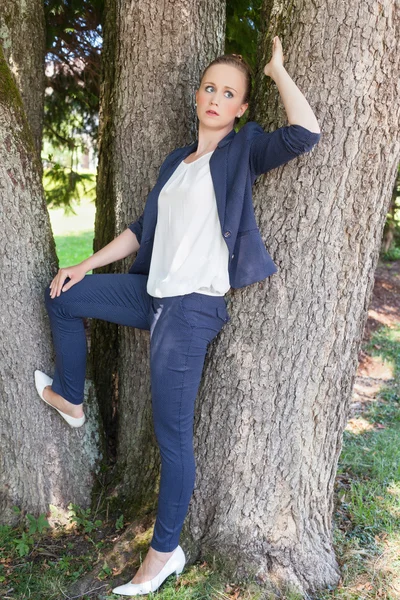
[61,277,77,293]
[50,268,68,298]
[49,265,85,298]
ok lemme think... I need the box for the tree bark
[0,46,103,525]
[93,0,225,513]
[0,0,46,162]
[182,0,400,596]
[381,171,399,252]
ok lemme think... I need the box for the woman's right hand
[49,263,88,298]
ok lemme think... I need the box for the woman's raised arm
[265,36,320,133]
[248,36,321,178]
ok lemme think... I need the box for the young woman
[35,36,321,596]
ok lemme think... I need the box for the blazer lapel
[185,128,236,229]
[211,128,235,228]
[145,128,236,239]
[210,147,228,230]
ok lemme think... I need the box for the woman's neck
[195,122,234,154]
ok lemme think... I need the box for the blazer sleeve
[127,211,144,245]
[248,122,321,178]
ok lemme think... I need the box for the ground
[351,259,400,421]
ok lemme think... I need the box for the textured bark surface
[182,0,400,595]
[0,48,102,525]
[0,0,46,161]
[93,0,225,513]
[91,0,119,444]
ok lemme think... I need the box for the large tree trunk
[93,0,225,513]
[0,0,46,161]
[182,0,400,596]
[0,46,103,525]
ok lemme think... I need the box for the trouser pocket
[180,293,230,338]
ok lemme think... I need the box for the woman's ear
[237,103,249,118]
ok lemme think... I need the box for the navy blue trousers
[44,273,230,552]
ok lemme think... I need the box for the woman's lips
[206,110,219,116]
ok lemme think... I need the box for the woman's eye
[204,85,233,98]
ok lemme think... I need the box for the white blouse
[146,151,230,298]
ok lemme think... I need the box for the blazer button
[224,231,231,238]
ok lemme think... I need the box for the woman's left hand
[264,36,285,79]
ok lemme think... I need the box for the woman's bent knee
[44,282,64,311]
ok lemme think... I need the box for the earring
[195,102,197,106]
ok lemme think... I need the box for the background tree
[92,0,226,515]
[0,45,103,525]
[0,0,46,163]
[226,0,262,71]
[42,0,103,209]
[382,167,400,253]
[182,0,400,595]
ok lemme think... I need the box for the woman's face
[195,64,248,129]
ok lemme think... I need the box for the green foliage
[226,0,263,72]
[0,503,98,598]
[42,0,103,210]
[68,502,103,534]
[98,560,113,579]
[381,245,400,261]
[381,165,400,255]
[44,161,96,210]
[26,513,51,535]
[12,531,33,557]
[44,0,103,144]
[115,514,124,531]
[0,507,50,558]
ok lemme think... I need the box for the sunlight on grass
[345,416,374,434]
[48,197,95,237]
[48,197,95,268]
[325,323,400,599]
[54,231,94,268]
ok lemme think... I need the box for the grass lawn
[48,196,96,268]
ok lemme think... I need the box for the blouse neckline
[182,150,214,165]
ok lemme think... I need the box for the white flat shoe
[112,545,186,596]
[34,370,85,428]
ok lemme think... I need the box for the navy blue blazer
[127,121,321,289]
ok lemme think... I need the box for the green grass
[54,231,94,268]
[48,196,96,269]
[317,323,400,599]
